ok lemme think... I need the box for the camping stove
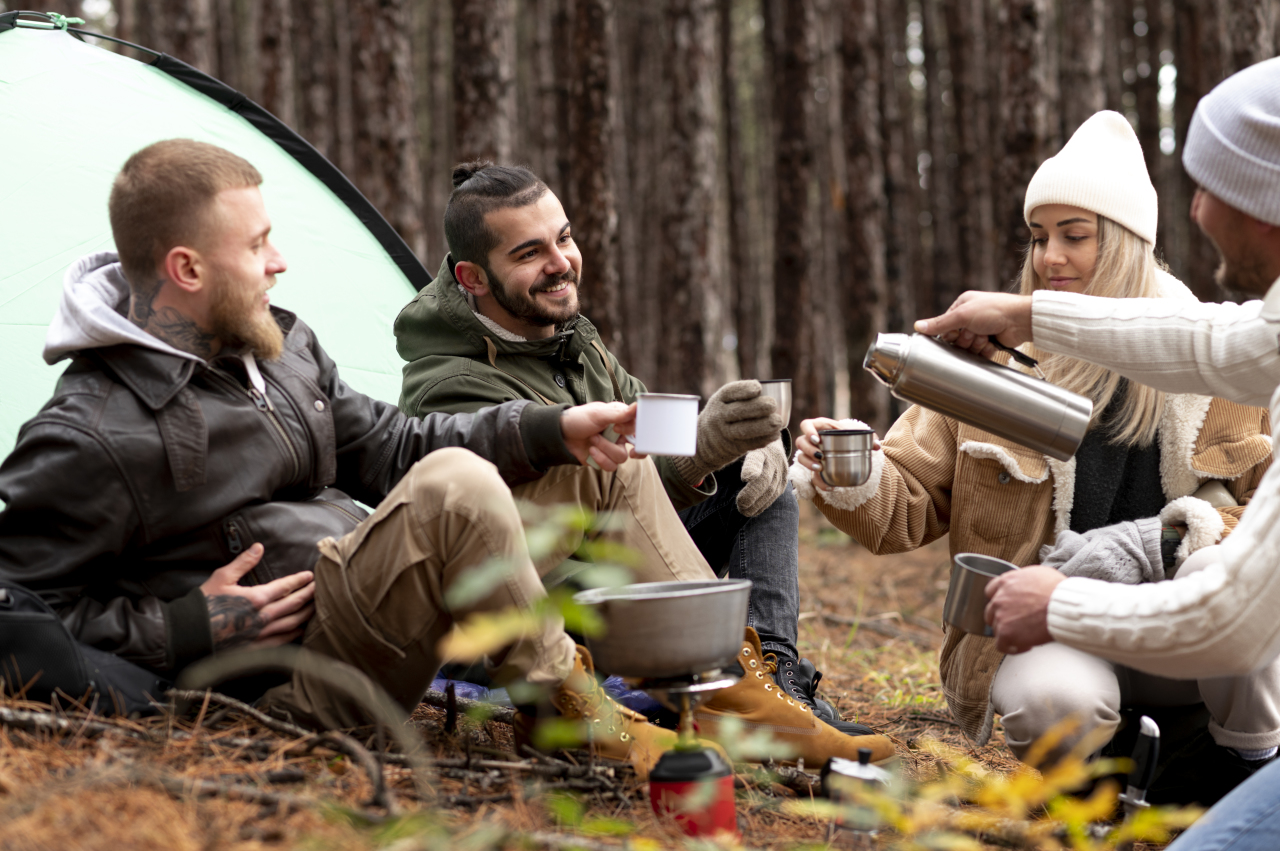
[635,670,739,839]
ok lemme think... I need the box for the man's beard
[1214,243,1275,300]
[487,266,581,328]
[209,270,284,360]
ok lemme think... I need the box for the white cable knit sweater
[1032,279,1280,679]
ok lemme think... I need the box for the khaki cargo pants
[263,447,714,729]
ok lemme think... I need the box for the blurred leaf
[444,555,521,609]
[464,703,496,723]
[532,717,586,751]
[570,562,635,588]
[555,595,606,638]
[545,791,586,827]
[713,716,797,763]
[437,609,543,661]
[580,815,634,836]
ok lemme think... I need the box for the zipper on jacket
[315,498,362,525]
[208,368,302,482]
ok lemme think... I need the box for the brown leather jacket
[0,309,573,675]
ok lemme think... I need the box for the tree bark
[451,0,515,164]
[569,0,621,351]
[922,0,958,316]
[943,0,996,295]
[839,0,889,431]
[721,0,758,382]
[995,0,1050,289]
[766,0,814,426]
[1222,0,1276,73]
[295,0,335,160]
[351,0,425,259]
[878,0,918,343]
[258,0,295,126]
[658,0,722,398]
[1173,0,1225,299]
[1059,0,1107,138]
[1134,0,1162,225]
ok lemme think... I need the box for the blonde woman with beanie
[790,110,1279,804]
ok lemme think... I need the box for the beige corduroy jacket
[790,390,1273,745]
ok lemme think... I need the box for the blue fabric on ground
[428,678,513,707]
[603,675,662,713]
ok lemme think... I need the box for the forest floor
[0,503,1174,851]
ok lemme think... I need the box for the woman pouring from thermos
[791,110,1278,804]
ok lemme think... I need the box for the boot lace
[762,652,809,713]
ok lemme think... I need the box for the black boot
[772,655,877,737]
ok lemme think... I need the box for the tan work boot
[513,645,721,780]
[694,628,896,766]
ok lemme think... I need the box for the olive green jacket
[394,258,715,511]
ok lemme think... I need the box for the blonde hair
[1018,215,1167,447]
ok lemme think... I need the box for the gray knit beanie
[1183,57,1280,226]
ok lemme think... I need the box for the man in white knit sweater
[919,58,1280,849]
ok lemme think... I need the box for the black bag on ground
[0,580,169,716]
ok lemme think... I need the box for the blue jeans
[678,457,801,660]
[1168,758,1280,850]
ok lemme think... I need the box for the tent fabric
[0,17,431,456]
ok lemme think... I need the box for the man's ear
[161,245,204,294]
[454,260,491,297]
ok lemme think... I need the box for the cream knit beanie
[1023,110,1158,244]
[1183,57,1280,227]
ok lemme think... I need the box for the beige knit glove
[736,439,789,517]
[671,380,783,487]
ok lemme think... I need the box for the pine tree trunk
[658,0,722,398]
[568,0,621,351]
[878,0,918,343]
[1173,0,1225,299]
[1059,0,1106,138]
[923,0,958,316]
[295,0,335,160]
[943,0,997,296]
[258,0,295,126]
[995,0,1050,289]
[839,0,889,431]
[351,0,425,258]
[1134,0,1162,224]
[1222,0,1276,72]
[451,0,515,163]
[767,0,814,425]
[721,0,758,382]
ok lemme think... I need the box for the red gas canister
[648,747,737,838]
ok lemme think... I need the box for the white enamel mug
[633,393,700,456]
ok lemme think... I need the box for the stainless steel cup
[942,553,1018,636]
[819,429,874,487]
[759,379,792,425]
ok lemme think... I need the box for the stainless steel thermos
[863,333,1093,462]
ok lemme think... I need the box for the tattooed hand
[199,543,316,651]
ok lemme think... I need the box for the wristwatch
[1160,525,1183,571]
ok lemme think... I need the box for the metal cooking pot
[573,580,752,678]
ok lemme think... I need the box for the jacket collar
[89,307,298,411]
[433,255,596,361]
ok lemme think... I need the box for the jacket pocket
[220,490,370,585]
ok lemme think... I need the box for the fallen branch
[0,705,154,742]
[820,613,932,646]
[167,689,397,815]
[421,689,516,725]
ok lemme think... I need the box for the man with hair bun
[918,59,1280,847]
[394,161,890,759]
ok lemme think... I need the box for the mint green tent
[0,12,431,456]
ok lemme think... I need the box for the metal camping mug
[759,379,792,425]
[942,553,1019,636]
[863,333,1093,462]
[819,429,874,487]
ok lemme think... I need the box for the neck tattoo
[130,279,218,359]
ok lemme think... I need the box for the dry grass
[0,504,1159,850]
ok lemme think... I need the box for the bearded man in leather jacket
[0,140,754,776]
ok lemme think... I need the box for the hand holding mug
[797,418,881,492]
